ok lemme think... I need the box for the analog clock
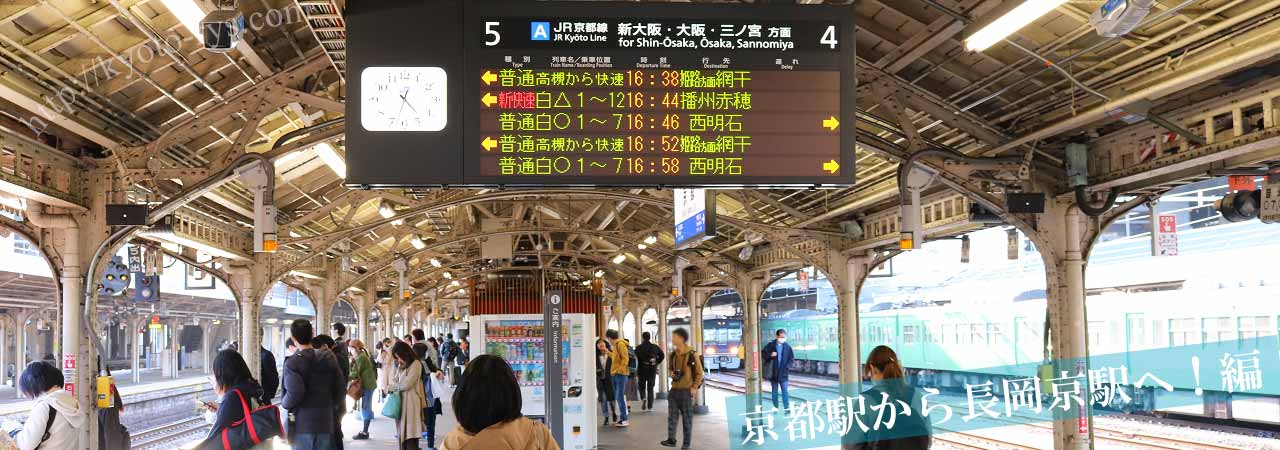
[360,66,447,132]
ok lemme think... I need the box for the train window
[825,325,837,343]
[902,325,919,345]
[990,323,1004,344]
[971,324,986,344]
[1239,316,1275,340]
[1169,318,1200,346]
[953,324,970,345]
[1202,317,1236,344]
[1088,321,1106,346]
[728,327,742,343]
[1128,318,1146,346]
[1152,320,1167,347]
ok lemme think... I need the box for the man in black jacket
[259,346,279,405]
[280,319,345,450]
[633,331,665,411]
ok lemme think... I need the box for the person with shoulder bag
[198,350,284,450]
[348,340,378,440]
[659,329,702,450]
[387,342,427,450]
[7,361,86,450]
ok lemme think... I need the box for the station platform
[337,386,737,450]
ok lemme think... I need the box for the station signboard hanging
[674,188,716,249]
[346,0,856,187]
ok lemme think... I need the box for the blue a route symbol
[530,21,550,41]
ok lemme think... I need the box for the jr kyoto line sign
[346,0,856,187]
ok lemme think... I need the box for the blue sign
[675,211,705,245]
[530,21,551,41]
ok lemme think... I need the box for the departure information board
[346,0,856,187]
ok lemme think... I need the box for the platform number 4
[485,21,501,46]
[820,25,838,49]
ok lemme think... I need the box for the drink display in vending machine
[473,314,596,450]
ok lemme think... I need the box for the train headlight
[705,346,716,355]
[729,345,738,356]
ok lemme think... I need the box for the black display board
[346,0,856,187]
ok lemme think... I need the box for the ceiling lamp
[965,0,1067,51]
[442,271,454,279]
[643,233,658,245]
[582,280,592,286]
[314,142,346,178]
[594,269,605,278]
[378,201,396,219]
[450,280,461,287]
[430,258,443,268]
[637,243,647,250]
[410,234,426,250]
[612,254,627,264]
[158,0,207,43]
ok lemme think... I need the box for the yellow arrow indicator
[481,70,498,85]
[482,93,497,107]
[822,116,840,131]
[823,159,840,174]
[482,137,497,151]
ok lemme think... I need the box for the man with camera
[660,328,703,450]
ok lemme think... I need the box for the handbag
[347,378,363,400]
[381,391,403,420]
[762,359,775,381]
[198,389,284,450]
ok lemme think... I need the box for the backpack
[626,344,638,376]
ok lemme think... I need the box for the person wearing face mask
[761,329,794,410]
[844,345,931,450]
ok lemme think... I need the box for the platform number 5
[485,21,501,46]
[820,25,837,49]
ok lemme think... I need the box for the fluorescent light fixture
[965,0,1067,51]
[314,142,346,178]
[429,258,442,268]
[288,270,324,280]
[637,243,647,250]
[410,235,426,250]
[594,269,605,278]
[159,0,207,43]
[390,218,404,226]
[581,280,592,286]
[288,230,301,238]
[442,271,453,279]
[274,150,303,168]
[379,201,396,219]
[450,280,461,287]
[643,233,658,245]
[612,254,627,264]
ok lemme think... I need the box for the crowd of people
[0,320,926,450]
[195,319,472,450]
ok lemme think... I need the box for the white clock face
[360,66,447,132]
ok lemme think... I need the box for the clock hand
[399,90,418,114]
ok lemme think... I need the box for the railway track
[130,417,209,450]
[709,371,1251,450]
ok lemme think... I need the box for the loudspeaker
[106,204,149,226]
[1006,193,1046,214]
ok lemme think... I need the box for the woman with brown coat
[441,355,560,450]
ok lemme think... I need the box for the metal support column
[1050,206,1094,450]
[357,292,372,343]
[201,321,215,374]
[0,319,7,387]
[656,303,669,399]
[13,314,28,398]
[835,255,868,392]
[740,277,764,403]
[131,317,142,384]
[690,290,708,414]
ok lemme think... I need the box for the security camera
[201,8,244,52]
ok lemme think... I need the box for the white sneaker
[615,420,630,427]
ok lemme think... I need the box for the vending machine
[473,313,597,450]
